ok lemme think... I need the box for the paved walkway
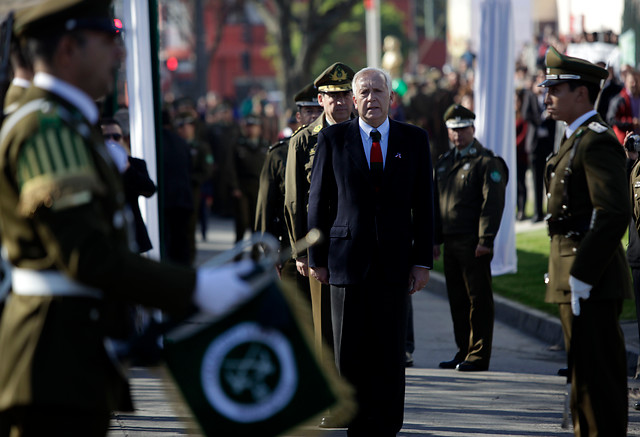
[108,217,640,436]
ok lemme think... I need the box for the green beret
[444,104,475,128]
[14,0,117,38]
[314,62,355,93]
[294,83,320,107]
[538,46,607,87]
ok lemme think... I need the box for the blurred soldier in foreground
[433,104,507,372]
[0,2,258,436]
[255,82,322,290]
[284,63,355,429]
[541,46,631,436]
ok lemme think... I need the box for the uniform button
[550,172,555,178]
[572,248,577,253]
[547,193,551,198]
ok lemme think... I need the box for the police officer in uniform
[283,62,355,428]
[434,104,507,372]
[255,83,322,290]
[540,46,631,436]
[228,115,269,243]
[0,2,258,436]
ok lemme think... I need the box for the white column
[123,0,161,260]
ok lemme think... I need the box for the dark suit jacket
[123,157,156,253]
[307,118,434,286]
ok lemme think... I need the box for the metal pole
[365,0,381,68]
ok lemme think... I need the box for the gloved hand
[193,260,258,317]
[569,275,592,316]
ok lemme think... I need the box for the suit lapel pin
[395,153,402,159]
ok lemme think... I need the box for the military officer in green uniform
[255,83,322,290]
[0,2,258,436]
[283,62,354,428]
[433,104,507,372]
[227,115,269,242]
[540,46,632,436]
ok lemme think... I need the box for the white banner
[473,0,517,275]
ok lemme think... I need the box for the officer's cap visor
[445,119,474,129]
[538,78,570,88]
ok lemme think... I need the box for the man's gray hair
[352,67,393,96]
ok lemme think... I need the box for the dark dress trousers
[308,118,434,436]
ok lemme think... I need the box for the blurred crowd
[157,27,631,253]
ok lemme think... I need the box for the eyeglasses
[103,133,123,142]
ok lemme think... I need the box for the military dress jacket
[433,139,507,248]
[0,86,196,413]
[3,81,30,117]
[255,138,289,249]
[283,114,327,257]
[544,114,632,303]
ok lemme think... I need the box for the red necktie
[370,130,383,192]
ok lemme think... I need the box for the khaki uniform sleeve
[284,134,309,258]
[478,156,508,248]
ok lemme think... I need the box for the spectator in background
[228,116,268,243]
[596,62,623,120]
[608,68,640,144]
[207,102,242,217]
[161,109,194,266]
[515,89,529,220]
[175,112,214,257]
[100,118,157,254]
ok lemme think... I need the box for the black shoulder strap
[561,128,585,214]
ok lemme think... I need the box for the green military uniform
[175,112,214,264]
[283,62,355,360]
[227,117,268,242]
[0,2,196,434]
[3,79,31,116]
[434,105,507,370]
[541,47,631,436]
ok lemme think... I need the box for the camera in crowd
[627,134,640,152]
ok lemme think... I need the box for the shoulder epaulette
[290,125,306,138]
[587,121,607,134]
[268,139,288,152]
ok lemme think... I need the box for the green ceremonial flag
[163,277,354,436]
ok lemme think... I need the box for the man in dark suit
[308,67,434,436]
[541,46,632,436]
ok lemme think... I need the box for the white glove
[193,260,258,317]
[569,275,592,316]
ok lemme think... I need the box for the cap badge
[330,66,347,82]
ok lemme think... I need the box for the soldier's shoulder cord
[561,127,586,216]
[268,138,288,152]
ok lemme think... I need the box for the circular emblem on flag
[200,322,298,423]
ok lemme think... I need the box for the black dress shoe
[557,367,569,377]
[635,401,640,411]
[319,415,349,428]
[439,358,463,369]
[455,361,488,372]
